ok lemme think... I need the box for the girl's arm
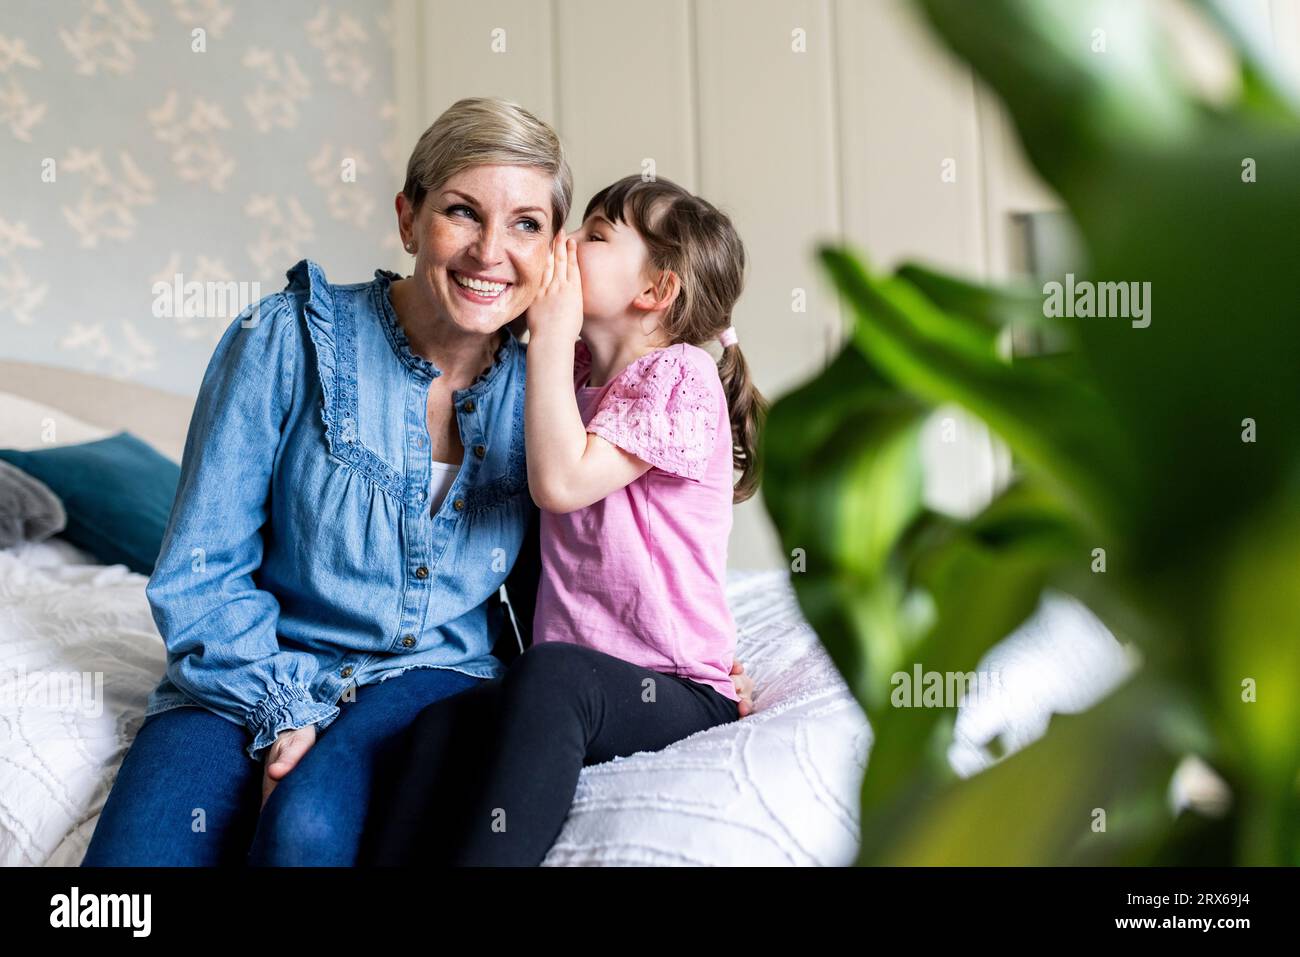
[525,231,652,513]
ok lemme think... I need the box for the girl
[371,175,764,866]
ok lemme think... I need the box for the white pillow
[0,391,112,450]
[0,543,164,867]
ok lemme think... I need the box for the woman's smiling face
[401,163,556,335]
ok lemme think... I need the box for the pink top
[532,338,740,702]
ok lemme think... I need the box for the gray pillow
[0,458,66,548]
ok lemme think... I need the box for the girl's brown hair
[583,175,766,503]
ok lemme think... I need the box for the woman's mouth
[450,270,511,304]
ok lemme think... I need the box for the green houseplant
[760,0,1299,865]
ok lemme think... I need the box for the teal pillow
[0,432,180,574]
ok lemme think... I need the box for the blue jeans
[81,667,484,866]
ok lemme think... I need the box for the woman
[81,97,752,867]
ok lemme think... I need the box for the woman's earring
[405,241,415,252]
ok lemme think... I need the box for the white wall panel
[694,0,844,570]
[554,0,697,226]
[835,0,986,279]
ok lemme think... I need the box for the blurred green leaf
[761,344,930,703]
[1187,0,1300,118]
[918,0,1300,567]
[862,675,1182,865]
[914,0,1201,173]
[896,262,1043,333]
[1209,482,1300,864]
[821,247,1137,532]
[760,0,1300,867]
[859,478,1087,816]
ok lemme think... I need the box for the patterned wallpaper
[0,0,401,394]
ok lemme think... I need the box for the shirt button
[340,666,353,678]
[417,491,425,502]
[462,399,475,413]
[473,444,486,459]
[401,635,415,648]
[453,498,465,511]
[415,566,429,579]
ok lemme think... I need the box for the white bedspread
[0,540,1132,867]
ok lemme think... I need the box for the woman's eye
[447,204,476,219]
[518,218,541,233]
[587,232,603,242]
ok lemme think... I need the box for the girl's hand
[731,660,755,717]
[261,724,317,809]
[526,228,583,342]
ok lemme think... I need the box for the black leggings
[369,641,740,866]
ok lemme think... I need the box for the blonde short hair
[402,97,572,232]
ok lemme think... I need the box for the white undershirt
[428,459,458,514]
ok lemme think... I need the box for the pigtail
[717,334,766,504]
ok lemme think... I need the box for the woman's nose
[468,221,505,265]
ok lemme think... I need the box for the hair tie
[717,326,738,347]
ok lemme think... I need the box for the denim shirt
[143,259,534,761]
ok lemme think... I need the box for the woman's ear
[395,191,414,247]
[633,271,680,314]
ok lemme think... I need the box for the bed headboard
[0,360,194,463]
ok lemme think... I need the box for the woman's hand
[261,724,317,809]
[731,660,755,717]
[525,228,583,342]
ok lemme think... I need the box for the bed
[0,360,1134,867]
